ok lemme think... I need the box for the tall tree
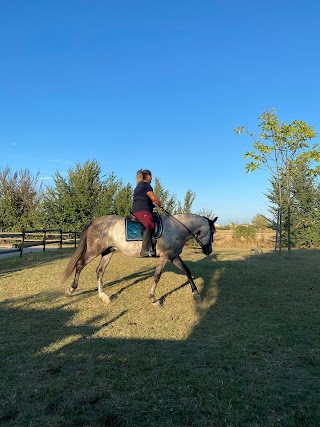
[267,161,320,247]
[175,189,196,214]
[42,160,103,229]
[95,172,127,217]
[290,164,320,247]
[112,182,134,217]
[153,178,177,213]
[2,161,197,231]
[0,167,42,231]
[251,213,270,230]
[196,208,217,220]
[181,189,196,213]
[235,109,320,254]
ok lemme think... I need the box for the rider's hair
[136,169,152,183]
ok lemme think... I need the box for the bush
[232,225,256,243]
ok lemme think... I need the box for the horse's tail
[61,220,93,283]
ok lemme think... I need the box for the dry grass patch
[1,247,320,426]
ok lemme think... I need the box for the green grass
[0,247,320,426]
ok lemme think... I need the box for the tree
[153,178,177,213]
[291,164,320,247]
[251,213,270,230]
[112,183,134,216]
[42,160,104,229]
[2,160,198,231]
[0,167,42,231]
[232,224,256,244]
[176,189,196,214]
[196,208,217,220]
[95,173,130,217]
[235,109,320,254]
[266,161,320,247]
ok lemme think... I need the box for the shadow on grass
[0,249,73,277]
[76,267,155,302]
[1,249,320,426]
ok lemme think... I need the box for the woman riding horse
[132,169,163,257]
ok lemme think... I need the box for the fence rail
[0,229,80,257]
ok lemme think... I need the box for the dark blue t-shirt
[132,181,154,212]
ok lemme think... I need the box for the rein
[160,208,210,249]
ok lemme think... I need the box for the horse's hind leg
[171,256,201,301]
[96,250,114,304]
[149,257,168,306]
[65,253,97,297]
[65,259,87,296]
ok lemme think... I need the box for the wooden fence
[0,229,79,257]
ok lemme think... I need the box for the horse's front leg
[96,251,114,304]
[171,256,201,301]
[149,256,168,306]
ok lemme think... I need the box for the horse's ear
[213,217,218,223]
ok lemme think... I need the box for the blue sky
[1,0,319,225]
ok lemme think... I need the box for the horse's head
[198,216,218,255]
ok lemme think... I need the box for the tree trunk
[287,201,291,253]
[279,209,282,256]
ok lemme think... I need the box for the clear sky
[1,0,319,225]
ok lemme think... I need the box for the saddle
[125,211,163,241]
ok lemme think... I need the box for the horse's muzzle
[202,244,212,255]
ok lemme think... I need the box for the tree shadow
[0,249,72,277]
[74,267,155,301]
[2,248,320,425]
[66,253,218,305]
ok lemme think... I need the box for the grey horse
[62,213,218,306]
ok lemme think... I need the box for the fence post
[73,221,77,248]
[21,230,25,257]
[60,229,63,249]
[43,230,46,252]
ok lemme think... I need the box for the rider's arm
[146,191,163,208]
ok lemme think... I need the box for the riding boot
[139,229,152,257]
[149,236,158,257]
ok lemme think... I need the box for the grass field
[0,246,320,426]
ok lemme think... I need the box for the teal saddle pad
[125,212,163,241]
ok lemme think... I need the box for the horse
[62,213,218,306]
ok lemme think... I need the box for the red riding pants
[132,210,155,233]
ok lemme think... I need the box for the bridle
[161,208,215,252]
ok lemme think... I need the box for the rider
[132,169,163,257]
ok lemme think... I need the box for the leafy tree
[175,189,196,213]
[232,224,256,244]
[182,189,196,213]
[153,177,177,213]
[235,109,320,254]
[95,173,129,217]
[292,165,320,247]
[2,160,198,232]
[112,183,133,216]
[0,167,42,231]
[267,161,320,247]
[251,213,270,230]
[42,160,103,229]
[197,208,217,220]
[152,180,196,215]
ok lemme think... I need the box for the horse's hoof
[193,292,202,302]
[65,288,75,297]
[152,299,162,308]
[149,294,158,304]
[100,294,110,305]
